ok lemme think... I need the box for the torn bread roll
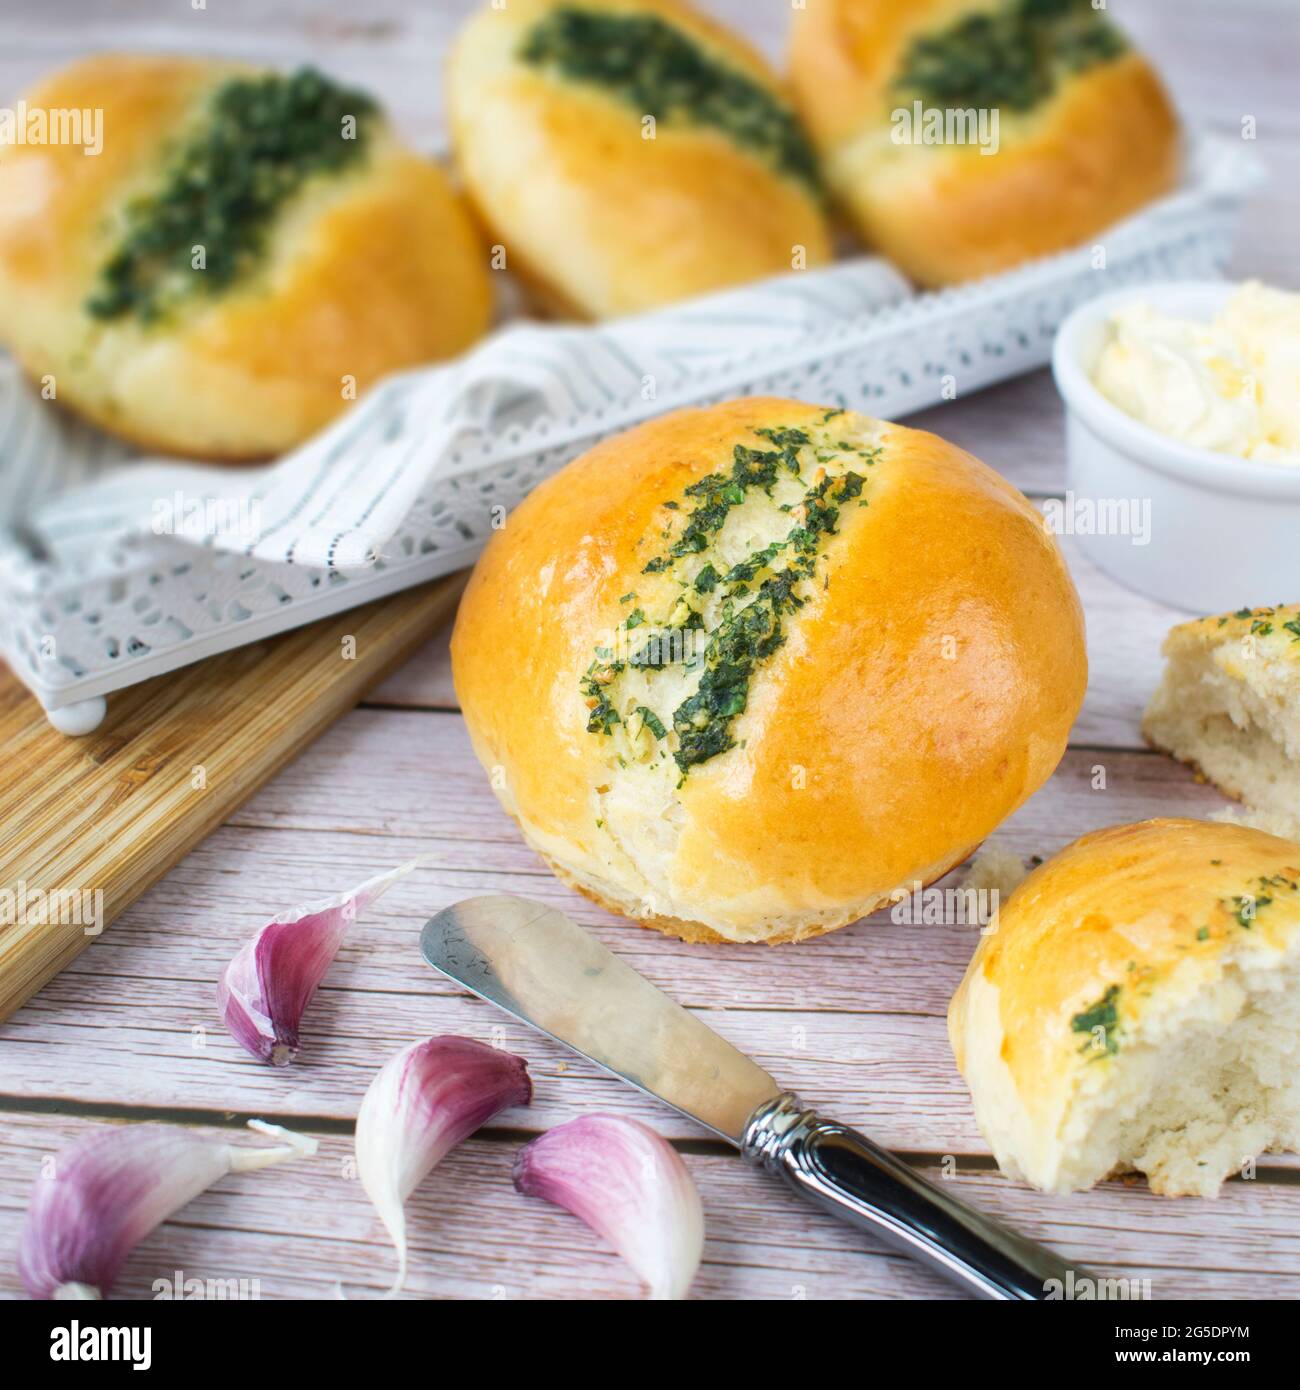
[1144,604,1300,840]
[452,396,1086,944]
[960,844,1032,902]
[950,818,1300,1197]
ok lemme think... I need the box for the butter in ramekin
[1092,281,1300,463]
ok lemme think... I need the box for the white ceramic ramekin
[1051,280,1300,614]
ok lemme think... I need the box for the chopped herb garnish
[671,566,806,770]
[1219,872,1300,928]
[643,443,786,572]
[628,617,703,670]
[636,706,667,740]
[586,418,881,772]
[895,0,1125,114]
[754,426,811,450]
[753,426,812,474]
[693,563,720,594]
[580,657,623,733]
[833,472,866,503]
[723,541,787,586]
[519,8,822,193]
[1071,984,1121,1057]
[1226,896,1257,928]
[87,68,377,322]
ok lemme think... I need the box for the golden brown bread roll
[1144,603,1300,841]
[788,0,1181,287]
[949,818,1300,1197]
[451,396,1087,943]
[447,0,833,318]
[0,57,492,459]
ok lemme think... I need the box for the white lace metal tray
[0,134,1262,732]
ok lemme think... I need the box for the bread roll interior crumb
[1056,948,1300,1196]
[960,845,1030,902]
[1143,604,1300,838]
[1212,805,1300,840]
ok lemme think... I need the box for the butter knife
[420,894,1088,1300]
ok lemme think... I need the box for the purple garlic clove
[355,1035,532,1296]
[513,1114,704,1300]
[218,861,419,1065]
[18,1120,316,1299]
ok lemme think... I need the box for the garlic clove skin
[513,1114,704,1300]
[355,1035,532,1296]
[218,861,417,1065]
[18,1120,316,1299]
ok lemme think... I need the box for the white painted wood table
[2,0,1298,1301]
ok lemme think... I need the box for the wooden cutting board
[0,573,465,1022]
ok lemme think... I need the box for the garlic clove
[18,1119,316,1299]
[218,861,418,1065]
[355,1035,532,1296]
[513,1114,704,1300]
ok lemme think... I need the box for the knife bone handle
[741,1093,1088,1300]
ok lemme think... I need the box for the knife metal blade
[420,893,1093,1300]
[419,894,779,1143]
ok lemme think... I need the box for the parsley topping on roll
[86,68,380,323]
[448,0,831,318]
[452,397,1087,945]
[519,7,823,194]
[0,56,491,459]
[788,0,1179,287]
[894,0,1127,114]
[581,411,878,777]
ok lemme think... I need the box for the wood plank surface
[4,1112,1297,1301]
[0,574,464,1022]
[1,0,1298,1302]
[0,722,1228,1146]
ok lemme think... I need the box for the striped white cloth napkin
[0,257,911,573]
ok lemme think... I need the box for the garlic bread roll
[950,818,1300,1197]
[0,57,491,459]
[448,0,832,318]
[452,397,1086,944]
[789,0,1180,287]
[1144,603,1300,840]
